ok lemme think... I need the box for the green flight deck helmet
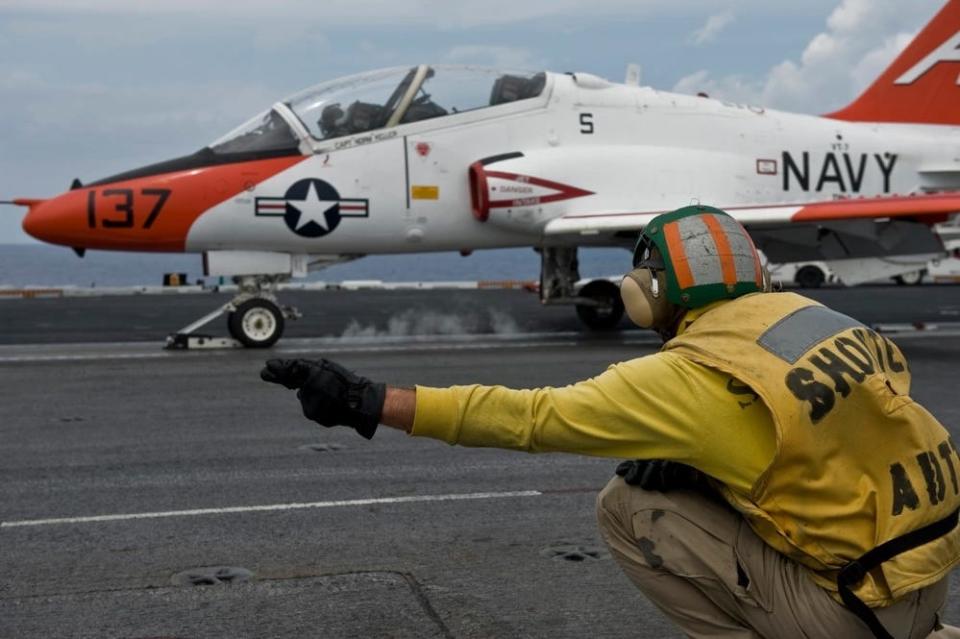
[632,204,766,310]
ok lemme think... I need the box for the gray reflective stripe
[677,215,723,286]
[757,305,864,364]
[714,214,759,283]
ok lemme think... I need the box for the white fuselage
[185,72,960,257]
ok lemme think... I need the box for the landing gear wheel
[893,270,925,286]
[794,265,826,289]
[228,298,284,348]
[575,280,624,331]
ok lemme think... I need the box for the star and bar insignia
[255,178,369,238]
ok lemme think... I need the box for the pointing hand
[261,358,386,439]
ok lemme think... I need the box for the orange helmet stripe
[663,220,695,288]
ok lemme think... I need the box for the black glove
[615,459,704,492]
[261,358,386,439]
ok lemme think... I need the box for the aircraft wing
[542,192,960,237]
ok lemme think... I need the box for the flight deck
[1,286,958,638]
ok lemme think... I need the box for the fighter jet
[9,1,960,347]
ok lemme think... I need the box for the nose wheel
[165,275,299,350]
[228,298,285,348]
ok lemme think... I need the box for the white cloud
[672,69,712,95]
[826,0,874,32]
[849,31,914,90]
[672,68,759,101]
[688,12,735,45]
[671,0,942,114]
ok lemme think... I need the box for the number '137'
[86,188,171,229]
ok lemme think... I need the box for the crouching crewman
[263,205,959,638]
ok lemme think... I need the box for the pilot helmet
[620,205,766,332]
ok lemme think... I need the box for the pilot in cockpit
[318,103,346,139]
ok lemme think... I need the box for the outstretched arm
[260,355,706,456]
[260,356,774,494]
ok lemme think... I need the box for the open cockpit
[210,65,547,154]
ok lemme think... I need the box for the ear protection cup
[620,268,673,329]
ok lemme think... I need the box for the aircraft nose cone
[21,200,54,242]
[21,191,87,247]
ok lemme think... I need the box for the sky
[0,0,945,243]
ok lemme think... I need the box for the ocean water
[0,244,631,288]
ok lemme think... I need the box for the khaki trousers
[596,476,958,639]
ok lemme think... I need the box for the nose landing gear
[165,275,300,349]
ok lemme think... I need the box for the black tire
[227,298,284,348]
[794,265,826,289]
[575,279,624,331]
[893,270,925,286]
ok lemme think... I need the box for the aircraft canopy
[283,65,546,142]
[209,108,300,156]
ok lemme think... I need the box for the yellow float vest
[665,292,960,606]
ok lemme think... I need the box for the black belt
[837,507,959,639]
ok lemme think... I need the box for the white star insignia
[289,181,338,232]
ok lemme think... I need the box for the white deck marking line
[0,352,174,363]
[0,337,665,364]
[0,342,576,363]
[0,490,543,529]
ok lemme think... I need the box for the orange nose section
[21,192,89,248]
[19,155,305,252]
[20,186,192,252]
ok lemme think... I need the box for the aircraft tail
[827,0,960,125]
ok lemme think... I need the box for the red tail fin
[828,0,960,125]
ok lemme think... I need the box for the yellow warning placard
[411,185,439,200]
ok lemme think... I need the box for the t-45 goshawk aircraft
[9,0,960,347]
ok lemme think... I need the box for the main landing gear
[539,247,625,331]
[165,275,301,349]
